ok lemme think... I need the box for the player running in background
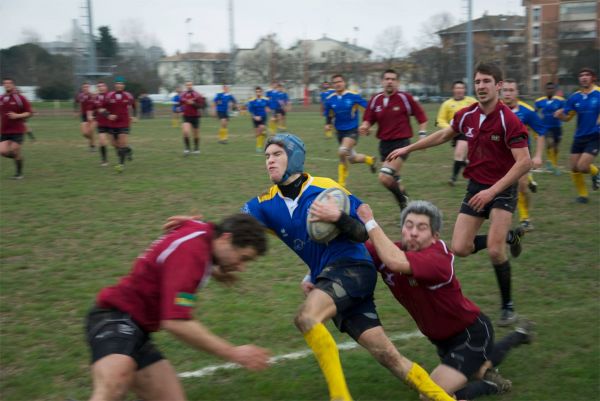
[171,87,182,128]
[246,86,270,152]
[274,83,290,130]
[94,81,113,166]
[535,82,565,175]
[213,85,237,144]
[320,81,335,138]
[0,77,32,179]
[502,79,547,231]
[75,82,97,151]
[85,213,269,401]
[554,67,600,203]
[436,80,477,186]
[358,200,535,400]
[387,63,530,326]
[324,74,376,187]
[179,81,205,155]
[102,77,136,173]
[359,69,427,213]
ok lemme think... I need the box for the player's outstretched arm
[386,126,456,161]
[357,204,411,274]
[163,215,203,231]
[162,319,270,371]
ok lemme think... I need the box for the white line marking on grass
[178,330,424,379]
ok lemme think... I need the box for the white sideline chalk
[178,330,424,379]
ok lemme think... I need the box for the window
[532,7,541,23]
[533,43,539,57]
[560,1,597,21]
[532,26,540,40]
[532,61,539,75]
[532,78,539,92]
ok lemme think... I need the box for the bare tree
[418,13,456,48]
[372,26,406,65]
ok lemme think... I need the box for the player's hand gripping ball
[307,187,350,243]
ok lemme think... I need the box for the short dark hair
[215,214,268,256]
[381,69,398,79]
[545,82,555,87]
[3,77,14,82]
[255,86,262,90]
[503,78,517,85]
[331,74,345,81]
[474,62,503,83]
[579,67,597,77]
[452,80,466,88]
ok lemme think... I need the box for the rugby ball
[307,187,351,243]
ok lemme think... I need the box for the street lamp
[185,18,192,52]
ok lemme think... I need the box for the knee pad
[347,149,358,162]
[338,146,351,157]
[380,167,400,181]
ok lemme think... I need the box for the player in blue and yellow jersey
[242,133,454,401]
[503,79,547,231]
[265,82,279,135]
[246,86,270,152]
[436,80,477,185]
[171,87,182,128]
[555,67,600,203]
[274,83,290,130]
[320,81,335,138]
[324,74,376,187]
[535,82,566,174]
[213,85,237,144]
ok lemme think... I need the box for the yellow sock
[518,191,529,221]
[268,120,277,135]
[223,128,228,141]
[338,164,347,187]
[325,128,333,138]
[527,173,534,184]
[365,156,374,166]
[405,363,454,401]
[278,125,286,130]
[172,118,179,128]
[589,164,599,176]
[256,134,265,149]
[304,323,352,401]
[571,172,588,197]
[552,148,559,167]
[546,149,555,167]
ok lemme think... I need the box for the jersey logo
[465,127,475,138]
[375,106,382,112]
[408,277,418,287]
[393,106,400,111]
[293,239,304,251]
[491,134,500,142]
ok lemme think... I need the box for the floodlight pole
[466,0,473,96]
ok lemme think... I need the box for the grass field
[1,103,599,401]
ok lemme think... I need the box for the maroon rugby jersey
[451,101,528,185]
[179,90,205,117]
[104,90,135,128]
[97,220,214,332]
[366,240,480,341]
[363,91,427,140]
[75,92,96,114]
[94,93,111,127]
[0,91,32,134]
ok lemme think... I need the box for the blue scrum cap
[265,133,306,183]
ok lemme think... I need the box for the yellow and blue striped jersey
[534,96,565,128]
[563,88,600,138]
[324,91,368,131]
[242,173,372,281]
[510,101,547,137]
[436,96,477,128]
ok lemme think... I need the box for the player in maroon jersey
[387,63,531,326]
[74,82,97,151]
[360,69,428,214]
[179,81,205,155]
[104,77,136,173]
[85,213,269,401]
[93,82,114,166]
[1,78,32,179]
[357,200,534,400]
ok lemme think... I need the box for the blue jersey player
[213,85,237,144]
[535,82,565,174]
[320,81,335,138]
[503,79,547,231]
[246,86,270,152]
[555,67,600,203]
[242,133,453,401]
[323,74,376,187]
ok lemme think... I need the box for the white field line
[178,330,424,379]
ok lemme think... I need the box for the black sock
[194,138,199,150]
[387,184,407,208]
[490,331,527,367]
[472,235,488,253]
[118,147,126,164]
[493,260,512,310]
[455,380,499,398]
[15,159,23,175]
[184,137,190,150]
[452,160,462,179]
[100,146,107,162]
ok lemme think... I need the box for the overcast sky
[1,0,524,55]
